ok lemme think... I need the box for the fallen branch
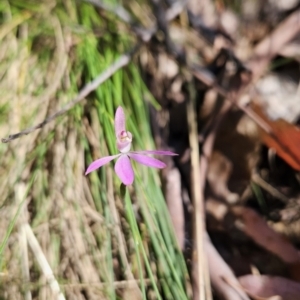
[2,50,134,143]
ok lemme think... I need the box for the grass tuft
[0,1,190,299]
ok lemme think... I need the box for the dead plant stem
[187,81,211,300]
[25,224,66,300]
[15,183,32,300]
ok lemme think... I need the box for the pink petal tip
[128,153,166,168]
[85,155,119,175]
[114,106,126,138]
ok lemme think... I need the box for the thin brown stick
[187,82,210,300]
[251,173,289,204]
[1,49,135,143]
[62,278,152,289]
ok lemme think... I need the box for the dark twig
[2,50,134,143]
[150,0,183,60]
[191,66,272,134]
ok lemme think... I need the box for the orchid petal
[114,106,126,138]
[131,150,178,156]
[115,154,134,185]
[85,154,120,175]
[128,153,166,168]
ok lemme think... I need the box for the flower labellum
[85,106,177,185]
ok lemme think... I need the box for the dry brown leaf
[231,206,300,265]
[224,276,281,300]
[254,104,300,170]
[239,275,300,300]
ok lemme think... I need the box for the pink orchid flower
[85,106,177,185]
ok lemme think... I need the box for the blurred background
[1,0,300,299]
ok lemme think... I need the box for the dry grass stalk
[187,82,212,300]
